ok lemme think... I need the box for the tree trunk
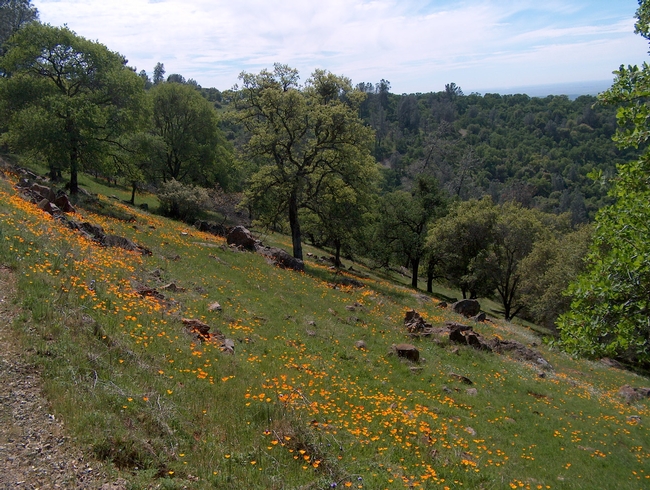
[334,239,342,268]
[69,148,79,194]
[411,255,420,289]
[130,181,137,204]
[427,273,433,293]
[67,118,79,194]
[288,190,303,260]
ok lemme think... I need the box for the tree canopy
[557,0,650,367]
[0,23,147,193]
[0,0,38,48]
[150,81,234,188]
[237,64,377,260]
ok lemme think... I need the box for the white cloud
[32,0,648,93]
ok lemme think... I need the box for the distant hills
[474,80,613,99]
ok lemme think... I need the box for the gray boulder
[226,225,258,251]
[256,245,304,271]
[452,299,481,317]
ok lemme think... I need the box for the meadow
[0,165,648,489]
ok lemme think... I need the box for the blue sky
[32,0,648,94]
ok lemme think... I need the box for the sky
[32,0,649,95]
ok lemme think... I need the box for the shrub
[156,179,211,221]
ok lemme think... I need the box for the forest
[1,0,649,368]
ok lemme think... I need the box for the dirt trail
[0,265,120,489]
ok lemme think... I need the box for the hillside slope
[0,165,648,489]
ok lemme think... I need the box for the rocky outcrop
[21,183,76,216]
[618,385,650,403]
[255,245,304,271]
[67,221,152,255]
[446,322,552,369]
[451,299,481,317]
[404,310,435,335]
[226,226,258,251]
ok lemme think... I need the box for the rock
[345,305,357,311]
[355,340,367,350]
[226,225,258,251]
[451,299,481,317]
[182,318,211,337]
[139,203,149,211]
[404,309,434,335]
[195,220,228,236]
[221,338,235,354]
[437,301,448,308]
[465,427,476,436]
[488,338,552,369]
[53,193,75,213]
[391,343,420,363]
[409,366,423,374]
[135,286,165,300]
[601,357,624,369]
[77,221,105,238]
[449,372,473,385]
[208,302,222,312]
[447,322,473,344]
[472,312,487,322]
[102,234,152,255]
[67,220,150,254]
[466,388,478,396]
[37,198,56,214]
[336,277,364,288]
[618,385,650,403]
[256,245,304,271]
[160,282,185,292]
[30,183,56,201]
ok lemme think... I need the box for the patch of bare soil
[0,265,123,489]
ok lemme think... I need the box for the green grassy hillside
[0,165,648,489]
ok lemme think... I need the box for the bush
[156,179,211,221]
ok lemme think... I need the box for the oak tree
[0,23,146,193]
[237,64,376,260]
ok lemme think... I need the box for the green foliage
[0,0,38,48]
[427,196,498,298]
[428,198,562,320]
[346,81,635,215]
[301,169,378,266]
[374,175,446,289]
[157,178,211,221]
[558,0,650,367]
[519,224,592,330]
[0,23,147,192]
[487,202,546,320]
[150,82,236,188]
[236,64,377,260]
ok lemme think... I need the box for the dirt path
[0,265,122,489]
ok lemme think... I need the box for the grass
[0,165,649,489]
